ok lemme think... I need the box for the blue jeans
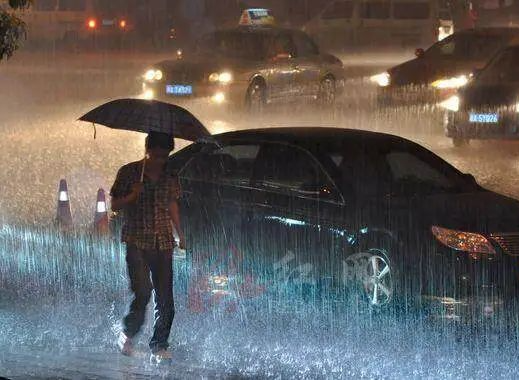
[123,243,174,352]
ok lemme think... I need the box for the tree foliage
[0,0,32,60]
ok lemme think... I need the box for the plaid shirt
[110,160,181,251]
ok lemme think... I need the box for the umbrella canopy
[79,98,210,141]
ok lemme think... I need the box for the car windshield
[196,30,271,61]
[426,33,510,60]
[477,47,519,83]
[320,139,477,197]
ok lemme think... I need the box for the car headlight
[209,71,233,84]
[431,226,496,255]
[431,75,469,89]
[439,95,460,112]
[144,69,163,82]
[370,72,390,87]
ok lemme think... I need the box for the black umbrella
[79,98,210,141]
[79,98,211,181]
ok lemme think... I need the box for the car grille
[490,233,519,256]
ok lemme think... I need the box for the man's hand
[178,237,186,250]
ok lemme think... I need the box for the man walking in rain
[110,131,185,363]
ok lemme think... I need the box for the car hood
[460,82,518,109]
[409,190,519,234]
[388,58,429,86]
[154,55,252,83]
[388,58,475,87]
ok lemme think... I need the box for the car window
[321,1,355,20]
[393,2,430,19]
[268,33,297,58]
[59,0,86,11]
[385,151,454,191]
[328,140,476,197]
[253,143,339,200]
[197,31,271,61]
[479,47,519,83]
[426,34,467,57]
[468,36,507,60]
[292,31,319,57]
[361,1,391,19]
[180,144,260,186]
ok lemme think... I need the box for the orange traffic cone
[56,179,73,227]
[94,188,109,233]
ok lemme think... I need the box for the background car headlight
[209,71,233,84]
[370,72,390,87]
[431,226,496,255]
[431,75,469,89]
[144,69,163,82]
[439,95,460,112]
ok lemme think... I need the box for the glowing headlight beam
[431,75,469,89]
[209,72,233,84]
[144,69,155,81]
[439,95,460,112]
[218,72,233,84]
[370,72,390,87]
[144,69,163,82]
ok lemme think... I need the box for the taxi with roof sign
[141,9,344,112]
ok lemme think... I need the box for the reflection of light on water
[265,216,307,227]
[1,225,519,378]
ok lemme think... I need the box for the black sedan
[169,127,519,321]
[141,26,344,112]
[443,44,519,147]
[373,28,519,105]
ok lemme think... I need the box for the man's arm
[111,183,143,212]
[170,200,185,250]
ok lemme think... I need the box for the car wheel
[246,80,266,114]
[319,76,336,107]
[452,137,470,147]
[361,250,394,308]
[341,241,418,317]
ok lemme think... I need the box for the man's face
[147,147,171,165]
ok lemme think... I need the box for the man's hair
[145,132,174,151]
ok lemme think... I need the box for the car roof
[213,127,408,150]
[215,26,298,36]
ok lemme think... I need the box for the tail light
[87,18,97,29]
[119,19,127,29]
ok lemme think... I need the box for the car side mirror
[415,48,425,58]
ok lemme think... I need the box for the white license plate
[469,113,499,123]
[166,84,193,95]
[102,19,115,26]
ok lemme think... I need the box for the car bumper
[377,85,456,106]
[444,111,519,139]
[422,239,519,322]
[142,81,246,106]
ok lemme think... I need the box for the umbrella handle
[140,156,146,183]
